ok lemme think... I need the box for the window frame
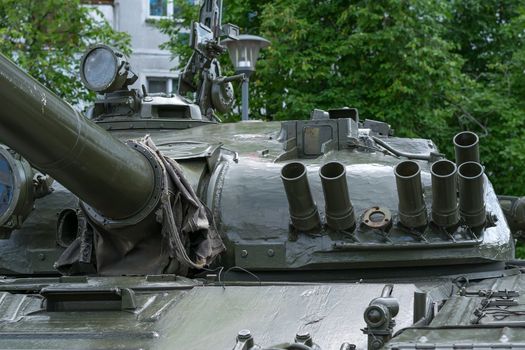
[146,76,178,94]
[147,0,174,19]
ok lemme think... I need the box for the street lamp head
[222,34,270,77]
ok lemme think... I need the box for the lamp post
[222,35,270,121]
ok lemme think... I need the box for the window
[149,0,169,17]
[149,0,198,18]
[147,77,178,94]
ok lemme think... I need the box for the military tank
[0,1,525,349]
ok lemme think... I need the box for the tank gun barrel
[0,53,155,220]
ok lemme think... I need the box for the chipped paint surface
[40,91,47,115]
[155,283,417,349]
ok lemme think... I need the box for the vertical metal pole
[242,77,249,121]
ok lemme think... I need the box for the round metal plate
[211,81,234,113]
[362,206,392,229]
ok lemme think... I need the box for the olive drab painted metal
[281,162,321,231]
[458,161,486,228]
[454,131,480,165]
[1,0,525,349]
[430,159,459,227]
[319,161,356,231]
[394,160,428,228]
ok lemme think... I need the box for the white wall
[96,0,181,92]
[95,4,114,25]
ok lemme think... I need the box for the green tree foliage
[445,1,525,195]
[0,0,131,106]
[159,0,525,196]
[156,0,199,65]
[257,1,463,135]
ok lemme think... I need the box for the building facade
[89,0,192,94]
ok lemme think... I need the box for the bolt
[295,331,313,346]
[371,339,383,350]
[295,331,310,340]
[38,253,46,261]
[237,329,252,340]
[240,250,248,258]
[267,249,275,257]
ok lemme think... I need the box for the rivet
[241,250,248,258]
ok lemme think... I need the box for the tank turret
[0,45,517,278]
